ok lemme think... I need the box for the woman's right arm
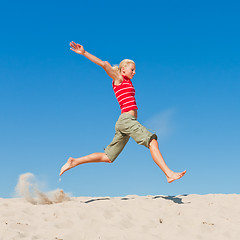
[70,41,121,81]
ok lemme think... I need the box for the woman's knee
[102,153,112,163]
[149,138,158,149]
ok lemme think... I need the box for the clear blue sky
[1,0,239,198]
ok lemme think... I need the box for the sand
[1,193,240,240]
[1,173,239,239]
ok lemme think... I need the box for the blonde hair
[112,59,135,73]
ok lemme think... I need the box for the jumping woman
[59,41,186,183]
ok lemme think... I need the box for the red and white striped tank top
[112,75,138,113]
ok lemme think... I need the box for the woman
[59,41,186,183]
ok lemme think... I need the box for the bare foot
[59,157,75,176]
[167,170,186,183]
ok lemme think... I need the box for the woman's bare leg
[59,153,111,176]
[149,139,186,183]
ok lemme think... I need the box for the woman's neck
[122,75,130,81]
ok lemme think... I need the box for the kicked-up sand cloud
[15,173,70,205]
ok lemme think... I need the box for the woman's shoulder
[113,74,123,86]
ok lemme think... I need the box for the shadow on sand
[152,194,190,204]
[83,194,190,204]
[84,197,111,204]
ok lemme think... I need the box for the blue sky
[1,0,239,198]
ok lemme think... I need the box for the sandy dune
[1,194,240,240]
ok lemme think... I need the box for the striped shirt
[112,75,138,113]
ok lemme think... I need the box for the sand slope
[1,194,240,240]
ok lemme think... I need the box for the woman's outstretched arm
[70,41,120,81]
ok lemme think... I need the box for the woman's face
[122,63,136,79]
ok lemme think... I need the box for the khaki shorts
[104,113,157,162]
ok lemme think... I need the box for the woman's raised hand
[70,41,85,55]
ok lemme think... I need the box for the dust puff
[15,173,70,205]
